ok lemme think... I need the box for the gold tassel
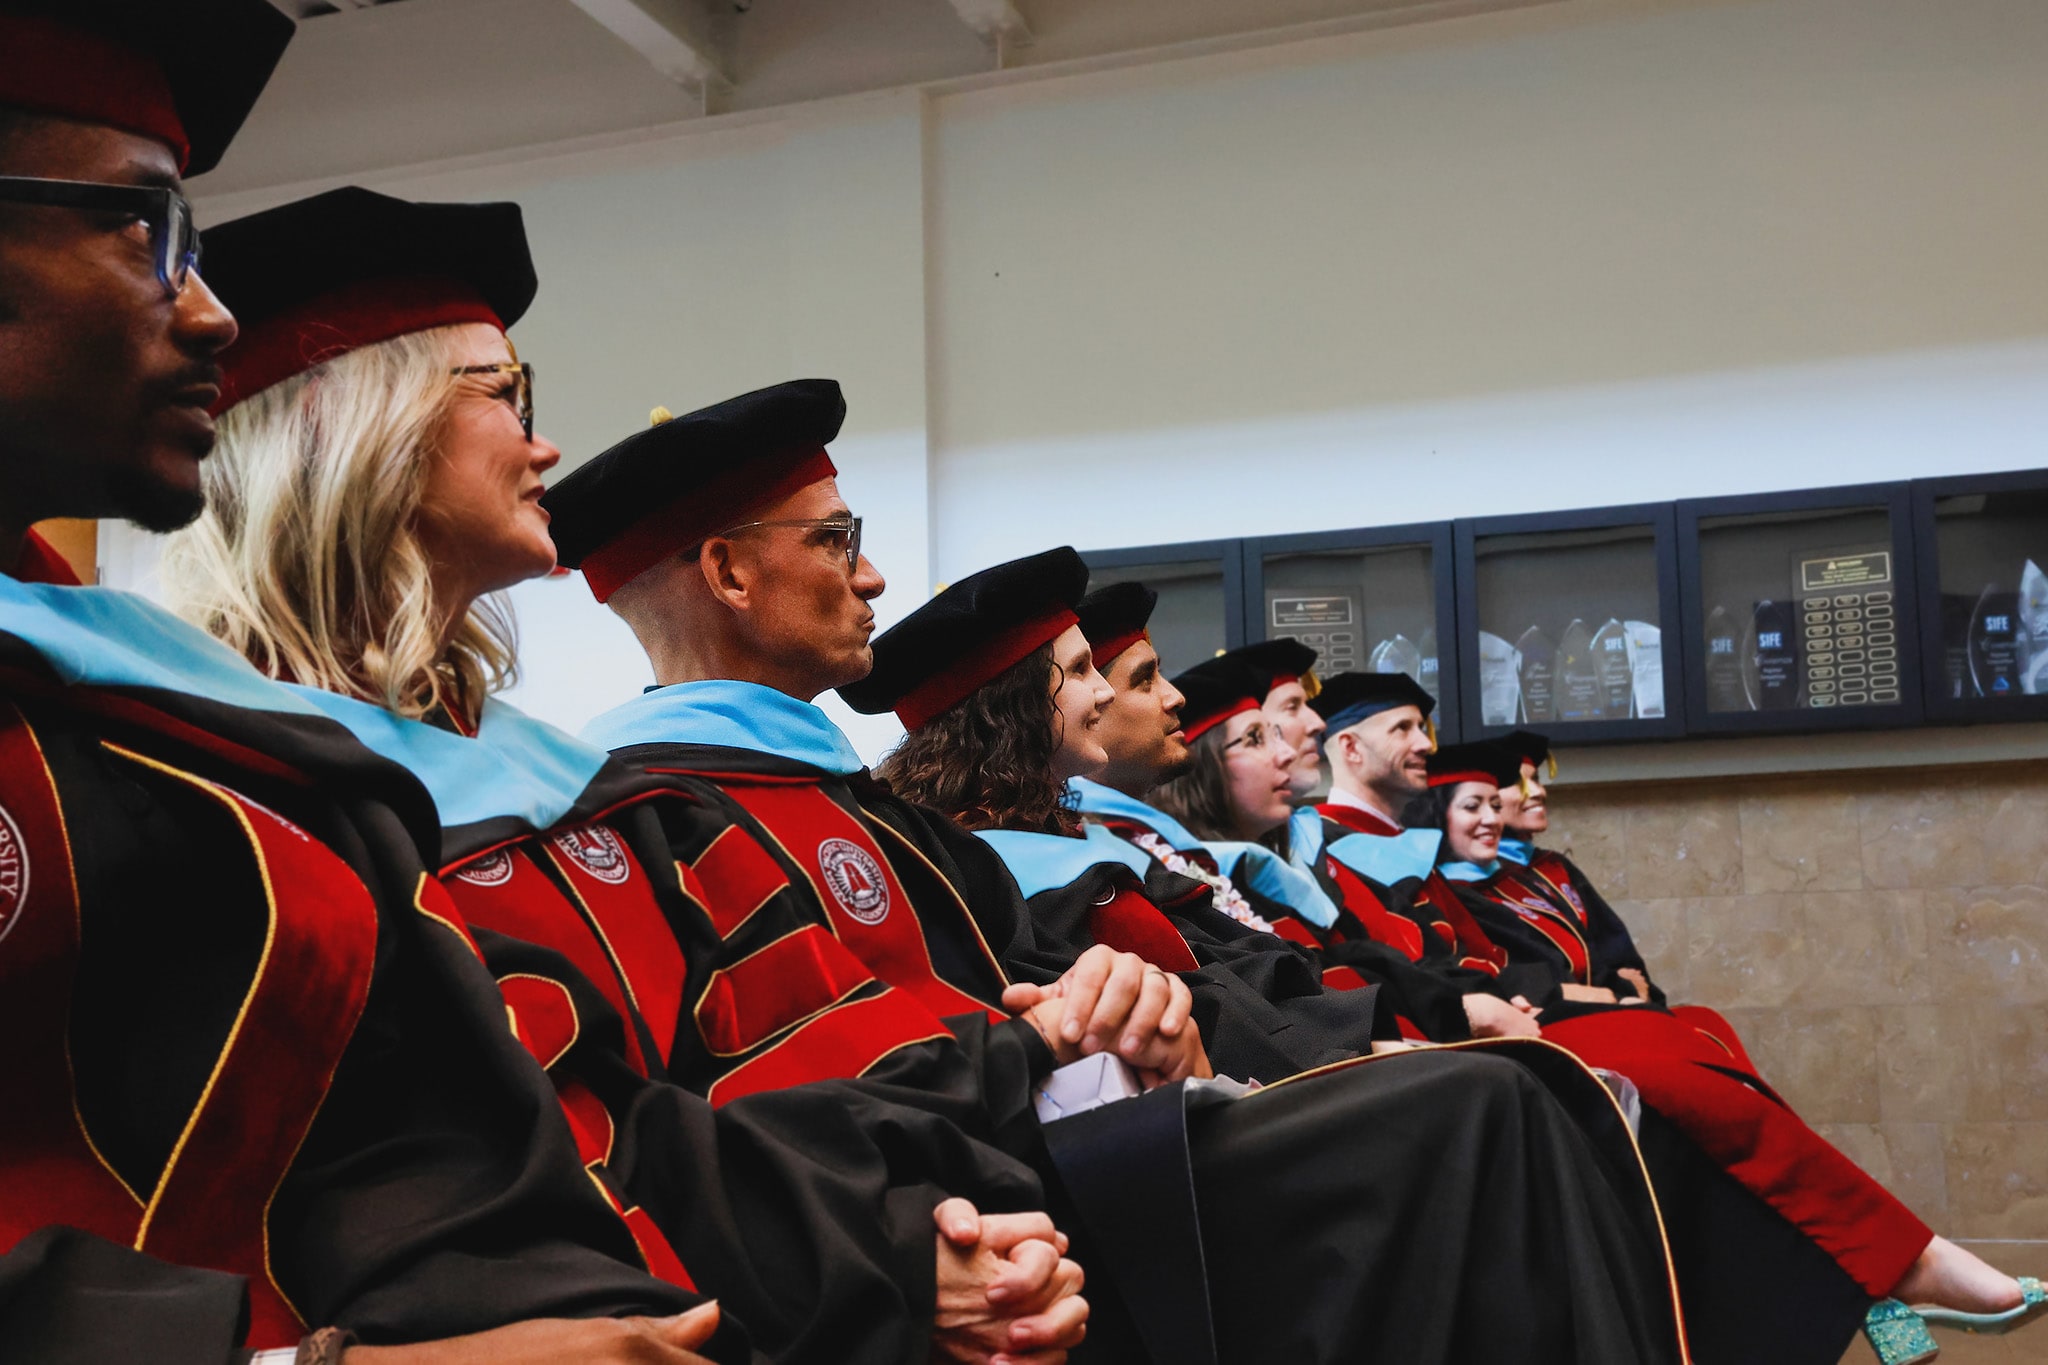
[1426,717,1438,751]
[649,405,674,426]
[1300,668,1322,700]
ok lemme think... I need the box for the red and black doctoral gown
[0,568,738,1362]
[1297,803,1933,1364]
[1070,778,1501,1042]
[340,694,1052,1365]
[587,683,1696,1365]
[1485,837,1668,1005]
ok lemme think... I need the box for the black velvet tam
[1502,729,1552,770]
[1165,665,1263,743]
[203,187,538,339]
[542,379,846,600]
[1178,639,1319,703]
[840,546,1089,729]
[0,0,295,176]
[205,188,538,410]
[1309,670,1437,731]
[1074,581,1157,664]
[1425,741,1525,789]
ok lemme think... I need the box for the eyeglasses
[0,176,199,297]
[713,514,863,572]
[450,361,535,440]
[1222,721,1272,753]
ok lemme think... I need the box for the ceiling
[200,0,1545,194]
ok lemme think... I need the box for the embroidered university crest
[552,825,632,884]
[817,837,889,925]
[452,849,515,887]
[0,802,27,947]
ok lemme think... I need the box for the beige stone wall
[1545,760,2048,1244]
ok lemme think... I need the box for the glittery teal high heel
[1916,1275,2047,1335]
[1863,1298,1939,1365]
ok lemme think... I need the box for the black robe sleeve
[0,1227,248,1365]
[468,927,1046,1365]
[1558,853,1667,1006]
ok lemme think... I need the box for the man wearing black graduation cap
[0,8,747,1364]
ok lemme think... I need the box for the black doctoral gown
[326,696,1057,1365]
[0,586,747,1361]
[587,685,1693,1365]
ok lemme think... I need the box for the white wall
[120,0,2048,764]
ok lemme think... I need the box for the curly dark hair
[877,643,1080,835]
[1147,727,1239,840]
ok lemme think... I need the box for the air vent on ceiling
[282,0,416,18]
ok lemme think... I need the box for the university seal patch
[452,849,515,887]
[817,837,889,925]
[552,825,632,884]
[0,803,26,946]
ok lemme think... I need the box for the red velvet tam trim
[0,16,189,169]
[214,276,504,413]
[1182,695,1260,743]
[1427,769,1499,789]
[580,448,838,603]
[1092,626,1148,666]
[897,605,1078,732]
[1266,673,1300,693]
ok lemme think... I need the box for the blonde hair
[163,326,518,720]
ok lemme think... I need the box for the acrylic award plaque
[1416,627,1440,698]
[1703,605,1749,711]
[1375,633,1425,688]
[1553,618,1603,722]
[2021,560,2048,695]
[1514,626,1557,723]
[1623,620,1664,718]
[1476,631,1522,726]
[1741,600,1799,709]
[1968,586,2024,698]
[1590,618,1634,719]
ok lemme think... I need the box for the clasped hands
[1001,944,1213,1087]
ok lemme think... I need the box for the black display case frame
[1243,521,1464,743]
[1453,503,1686,744]
[1676,482,1923,735]
[1911,467,2048,724]
[1078,537,1249,658]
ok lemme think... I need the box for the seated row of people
[1,6,2038,1361]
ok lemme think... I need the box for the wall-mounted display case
[1454,505,1684,742]
[1079,538,1244,676]
[1079,469,2048,746]
[1243,522,1461,741]
[1913,470,2048,722]
[1678,484,1920,733]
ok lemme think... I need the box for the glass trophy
[1513,626,1556,723]
[1590,618,1633,719]
[1702,605,1749,711]
[1623,620,1664,718]
[1416,627,1440,699]
[1374,633,1425,688]
[1968,586,2024,698]
[1553,619,1602,722]
[2021,560,2048,695]
[1476,631,1522,726]
[1741,600,1799,709]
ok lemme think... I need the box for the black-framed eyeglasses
[714,514,863,572]
[1222,721,1272,753]
[0,176,199,298]
[451,361,535,440]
